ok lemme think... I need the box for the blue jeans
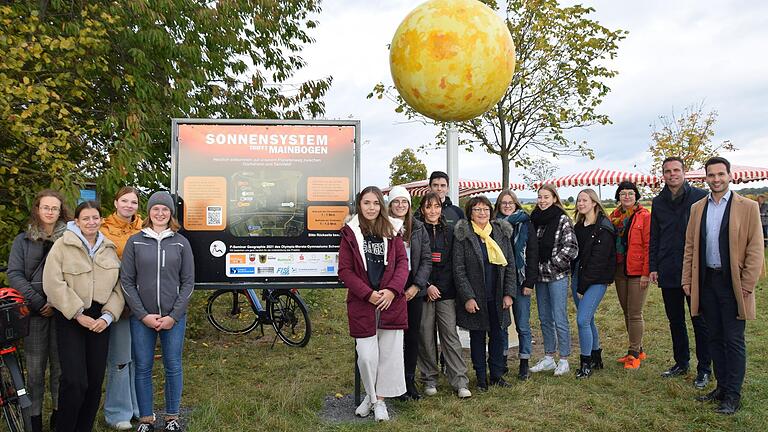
[104,318,140,425]
[571,269,607,356]
[535,277,571,357]
[469,301,506,382]
[130,316,186,417]
[508,284,532,359]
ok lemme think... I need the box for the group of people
[7,188,195,432]
[340,157,764,422]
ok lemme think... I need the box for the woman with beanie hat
[121,192,195,432]
[387,185,432,400]
[610,181,651,370]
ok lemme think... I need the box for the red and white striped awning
[685,165,768,184]
[383,179,526,198]
[534,169,661,189]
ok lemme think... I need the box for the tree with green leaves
[370,0,625,188]
[389,148,428,186]
[0,0,331,262]
[648,102,735,176]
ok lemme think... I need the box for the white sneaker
[354,395,372,417]
[457,388,472,399]
[424,386,438,396]
[373,400,389,422]
[554,359,570,376]
[111,421,132,431]
[530,356,556,373]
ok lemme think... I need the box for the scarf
[471,221,507,266]
[530,205,565,263]
[610,204,639,263]
[501,210,529,284]
[27,220,67,242]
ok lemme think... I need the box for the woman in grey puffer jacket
[387,186,432,400]
[120,192,194,432]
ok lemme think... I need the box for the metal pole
[446,124,459,204]
[354,349,361,405]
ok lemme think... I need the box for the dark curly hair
[615,181,641,202]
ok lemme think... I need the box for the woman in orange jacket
[610,181,651,369]
[100,187,143,430]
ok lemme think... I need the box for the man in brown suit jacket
[682,157,765,415]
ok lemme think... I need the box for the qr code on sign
[206,206,222,226]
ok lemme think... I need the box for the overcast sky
[292,0,768,198]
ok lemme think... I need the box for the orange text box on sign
[183,176,227,231]
[307,206,349,231]
[307,177,349,202]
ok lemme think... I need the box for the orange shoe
[638,351,647,361]
[624,355,641,369]
[617,354,631,363]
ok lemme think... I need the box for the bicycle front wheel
[0,359,27,432]
[206,290,260,334]
[268,290,311,347]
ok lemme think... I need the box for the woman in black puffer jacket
[571,189,616,378]
[416,192,471,398]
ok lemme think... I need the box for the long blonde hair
[573,188,608,225]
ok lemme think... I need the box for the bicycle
[206,288,311,347]
[0,268,33,432]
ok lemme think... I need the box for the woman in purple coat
[338,186,409,422]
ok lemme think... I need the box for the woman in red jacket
[338,186,409,422]
[610,181,651,369]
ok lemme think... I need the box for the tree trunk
[500,151,510,191]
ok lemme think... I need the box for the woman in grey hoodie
[121,192,194,432]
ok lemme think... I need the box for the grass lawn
[87,253,767,432]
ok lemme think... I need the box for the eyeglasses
[39,206,60,213]
[500,201,515,207]
[618,192,635,198]
[471,208,491,213]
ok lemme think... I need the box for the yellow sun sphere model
[390,0,516,122]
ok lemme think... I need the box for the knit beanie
[388,186,412,206]
[147,191,175,216]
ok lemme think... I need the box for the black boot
[406,378,422,400]
[30,415,42,432]
[590,349,604,370]
[518,359,530,381]
[576,355,593,379]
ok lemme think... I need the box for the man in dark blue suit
[649,157,711,388]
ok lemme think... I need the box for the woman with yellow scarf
[453,196,516,390]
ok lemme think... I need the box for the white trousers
[355,329,406,399]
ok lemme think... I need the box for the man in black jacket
[649,157,711,388]
[418,171,465,226]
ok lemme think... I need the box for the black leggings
[55,304,110,432]
[403,298,424,380]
